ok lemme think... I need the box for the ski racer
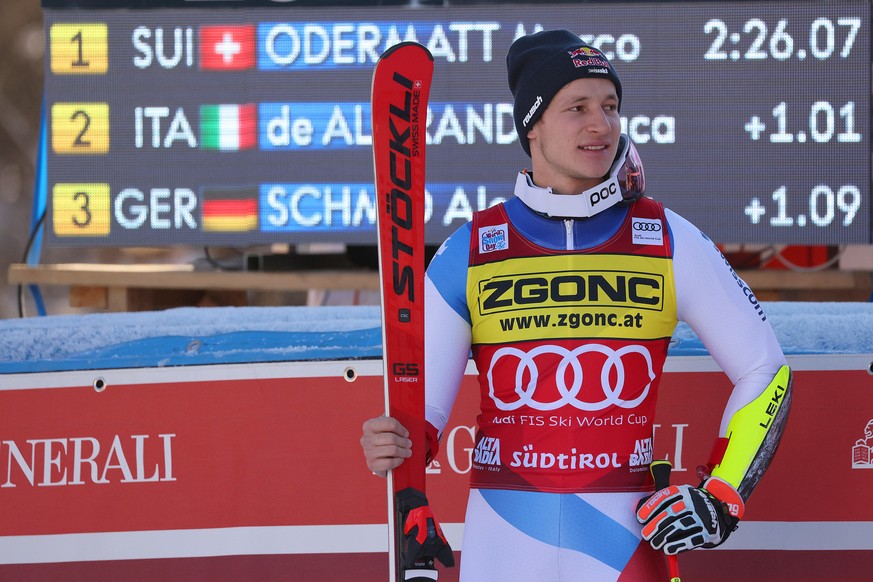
[361,29,792,581]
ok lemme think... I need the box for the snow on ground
[0,302,870,374]
[0,306,382,373]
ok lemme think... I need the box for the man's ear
[526,126,537,145]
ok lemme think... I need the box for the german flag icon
[201,185,258,232]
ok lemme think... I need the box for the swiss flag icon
[200,25,256,70]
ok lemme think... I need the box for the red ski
[371,42,454,582]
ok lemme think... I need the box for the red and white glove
[635,476,744,555]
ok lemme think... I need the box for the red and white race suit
[422,173,786,581]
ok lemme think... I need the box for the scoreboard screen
[42,1,871,246]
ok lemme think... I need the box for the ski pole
[650,460,681,582]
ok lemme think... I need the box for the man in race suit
[362,30,791,581]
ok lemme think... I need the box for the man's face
[526,77,621,195]
[865,421,873,439]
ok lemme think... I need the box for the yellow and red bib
[466,198,678,492]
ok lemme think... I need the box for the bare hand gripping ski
[372,42,455,581]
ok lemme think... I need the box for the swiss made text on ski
[371,42,455,582]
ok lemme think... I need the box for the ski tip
[379,41,434,62]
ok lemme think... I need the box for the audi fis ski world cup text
[488,413,650,427]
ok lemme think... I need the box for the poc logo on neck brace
[513,174,623,218]
[587,178,618,207]
[577,176,622,216]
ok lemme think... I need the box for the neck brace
[513,171,622,219]
[514,134,642,219]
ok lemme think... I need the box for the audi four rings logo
[633,221,662,231]
[486,344,656,411]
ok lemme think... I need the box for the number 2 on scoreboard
[51,103,109,154]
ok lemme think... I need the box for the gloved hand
[398,489,455,571]
[635,476,744,555]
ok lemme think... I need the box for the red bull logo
[572,57,610,69]
[567,46,602,59]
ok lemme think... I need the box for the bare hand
[360,416,412,478]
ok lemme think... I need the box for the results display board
[42,1,871,246]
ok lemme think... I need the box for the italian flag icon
[200,104,257,151]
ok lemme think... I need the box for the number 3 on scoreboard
[52,183,110,237]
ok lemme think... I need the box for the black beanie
[508,30,623,156]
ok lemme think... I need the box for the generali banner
[0,354,870,581]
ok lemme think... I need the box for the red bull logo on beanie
[572,57,610,69]
[566,46,612,71]
[567,46,602,59]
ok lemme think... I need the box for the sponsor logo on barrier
[1,433,176,488]
[852,418,873,469]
